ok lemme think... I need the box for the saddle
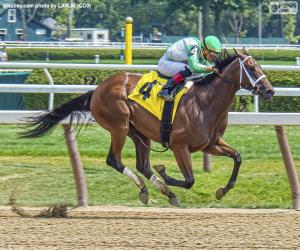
[128,71,196,147]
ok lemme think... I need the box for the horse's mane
[195,50,238,86]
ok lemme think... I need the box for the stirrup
[159,93,174,102]
[164,95,174,102]
[158,81,175,101]
[158,89,168,97]
[163,79,175,90]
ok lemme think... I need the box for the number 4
[139,80,157,100]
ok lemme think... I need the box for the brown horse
[21,50,275,206]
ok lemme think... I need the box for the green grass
[0,125,299,208]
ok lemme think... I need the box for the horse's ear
[233,48,244,57]
[224,49,230,57]
[242,46,249,55]
[233,48,238,55]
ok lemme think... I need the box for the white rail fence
[2,41,300,50]
[1,62,300,112]
[0,86,300,125]
[0,63,299,209]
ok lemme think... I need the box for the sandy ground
[0,206,299,249]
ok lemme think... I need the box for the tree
[217,0,261,43]
[211,0,223,36]
[229,12,243,43]
[66,0,74,38]
[11,0,293,43]
[283,15,298,43]
[294,0,300,42]
[14,0,69,40]
[201,0,212,37]
[74,0,125,40]
[115,0,169,40]
[15,0,40,40]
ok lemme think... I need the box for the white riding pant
[158,54,189,77]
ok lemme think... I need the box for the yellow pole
[125,16,133,64]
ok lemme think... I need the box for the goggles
[203,39,220,57]
[208,51,218,57]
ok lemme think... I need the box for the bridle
[239,55,266,94]
[217,55,267,95]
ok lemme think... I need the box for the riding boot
[158,66,192,101]
[157,79,176,101]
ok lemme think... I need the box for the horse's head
[234,49,275,101]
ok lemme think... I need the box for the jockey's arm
[187,46,214,74]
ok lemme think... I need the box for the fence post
[203,153,211,172]
[43,68,54,110]
[95,54,100,64]
[275,126,300,210]
[63,124,88,207]
[125,16,133,65]
[254,95,259,113]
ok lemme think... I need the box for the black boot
[158,79,176,101]
[158,67,192,101]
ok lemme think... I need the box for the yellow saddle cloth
[128,71,191,123]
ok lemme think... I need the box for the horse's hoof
[216,187,225,200]
[154,165,166,173]
[169,197,180,207]
[139,187,149,205]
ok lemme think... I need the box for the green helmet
[203,36,222,53]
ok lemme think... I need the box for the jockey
[158,35,222,101]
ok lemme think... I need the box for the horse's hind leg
[203,138,242,200]
[90,74,148,204]
[105,126,149,204]
[128,126,180,206]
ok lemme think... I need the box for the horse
[21,50,275,206]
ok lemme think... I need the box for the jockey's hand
[211,67,220,75]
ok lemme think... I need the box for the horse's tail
[20,90,94,138]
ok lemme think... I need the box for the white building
[70,28,109,43]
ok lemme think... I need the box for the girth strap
[160,100,174,148]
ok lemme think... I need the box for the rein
[216,56,266,93]
[132,55,266,154]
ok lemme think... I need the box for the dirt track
[0,206,299,249]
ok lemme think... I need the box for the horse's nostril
[267,90,274,97]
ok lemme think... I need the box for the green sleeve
[186,44,212,73]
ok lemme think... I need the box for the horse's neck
[194,61,240,114]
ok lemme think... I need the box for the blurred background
[0,0,299,44]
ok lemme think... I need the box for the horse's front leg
[203,138,242,200]
[154,145,195,189]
